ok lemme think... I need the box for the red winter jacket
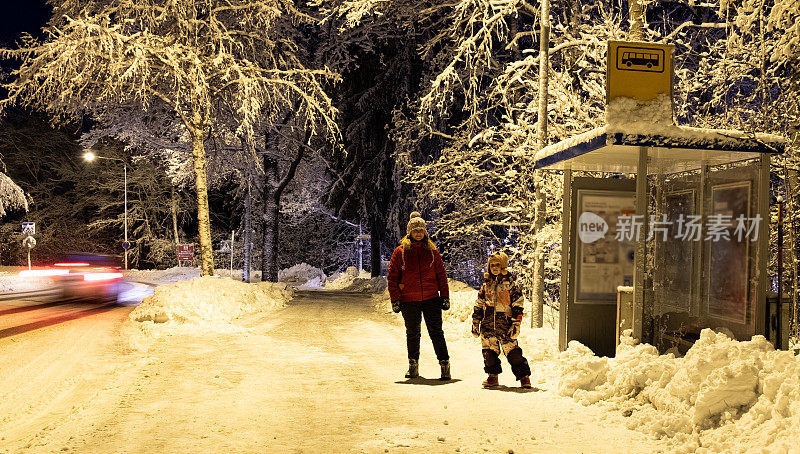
[387,240,449,303]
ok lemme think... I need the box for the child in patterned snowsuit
[472,252,532,388]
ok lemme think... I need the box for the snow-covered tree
[0,117,31,219]
[340,0,621,301]
[0,171,26,219]
[318,3,425,276]
[1,0,339,276]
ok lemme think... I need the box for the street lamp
[83,151,128,270]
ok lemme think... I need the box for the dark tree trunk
[260,154,280,282]
[261,195,280,282]
[243,175,252,283]
[257,112,307,283]
[369,216,383,277]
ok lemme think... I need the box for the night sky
[0,0,51,48]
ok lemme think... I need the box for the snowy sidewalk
[2,289,665,453]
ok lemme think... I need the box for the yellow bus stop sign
[607,41,673,103]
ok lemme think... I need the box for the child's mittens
[471,306,483,337]
[508,315,522,339]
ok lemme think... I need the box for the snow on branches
[0,172,27,219]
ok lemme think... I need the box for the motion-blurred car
[20,253,124,303]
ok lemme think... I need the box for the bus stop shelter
[535,123,786,356]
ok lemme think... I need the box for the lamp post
[83,151,128,270]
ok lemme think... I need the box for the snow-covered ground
[373,278,799,453]
[1,266,797,452]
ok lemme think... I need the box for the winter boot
[405,359,419,379]
[520,375,532,389]
[439,360,451,380]
[482,374,499,388]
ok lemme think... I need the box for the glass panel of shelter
[646,154,762,352]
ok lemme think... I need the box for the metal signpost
[21,222,36,270]
[22,235,36,270]
[219,231,235,278]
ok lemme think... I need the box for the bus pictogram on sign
[616,46,665,73]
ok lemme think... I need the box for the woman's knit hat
[406,211,428,235]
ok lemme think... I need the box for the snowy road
[0,290,666,453]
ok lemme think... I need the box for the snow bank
[279,263,326,289]
[324,267,387,293]
[0,271,56,293]
[324,266,369,289]
[124,267,201,285]
[129,276,293,336]
[558,328,800,452]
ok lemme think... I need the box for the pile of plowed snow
[0,272,55,293]
[325,267,386,293]
[129,276,293,336]
[279,263,326,289]
[558,328,800,452]
[124,266,201,285]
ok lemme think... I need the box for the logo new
[578,212,608,243]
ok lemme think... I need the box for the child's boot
[439,360,451,380]
[520,375,532,389]
[405,359,419,378]
[482,373,499,388]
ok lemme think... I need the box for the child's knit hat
[406,211,427,235]
[487,251,509,272]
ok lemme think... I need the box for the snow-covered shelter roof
[533,124,786,173]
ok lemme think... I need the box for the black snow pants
[400,298,449,361]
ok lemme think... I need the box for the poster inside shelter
[576,190,636,303]
[707,182,751,324]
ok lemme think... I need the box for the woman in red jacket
[387,212,451,381]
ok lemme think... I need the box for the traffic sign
[607,41,673,104]
[357,234,371,240]
[22,222,35,235]
[122,241,131,250]
[177,244,194,261]
[23,235,36,248]
[219,240,231,253]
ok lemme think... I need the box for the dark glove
[440,297,450,310]
[508,316,522,339]
[471,320,481,337]
[391,300,401,313]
